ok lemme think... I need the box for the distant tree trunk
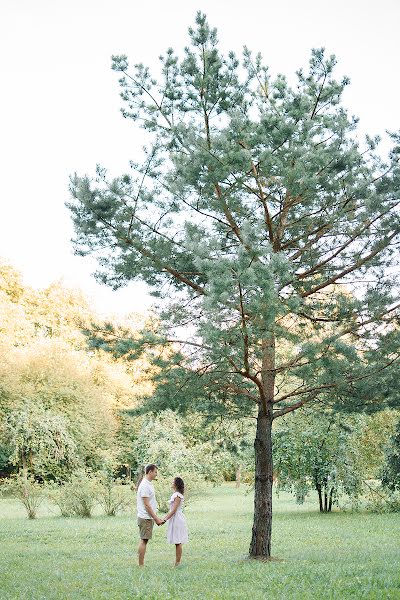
[249,336,275,559]
[316,483,323,512]
[21,451,28,499]
[328,487,334,512]
[235,465,241,488]
[316,480,334,512]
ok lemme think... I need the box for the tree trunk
[328,487,334,512]
[21,452,28,499]
[235,465,241,488]
[316,484,323,512]
[249,336,275,559]
[249,407,273,558]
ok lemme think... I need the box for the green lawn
[0,484,399,599]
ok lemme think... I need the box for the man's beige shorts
[138,517,154,540]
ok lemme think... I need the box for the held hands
[155,517,167,526]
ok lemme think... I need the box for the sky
[1,0,399,317]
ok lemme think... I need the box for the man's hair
[145,463,158,474]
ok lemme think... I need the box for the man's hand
[155,517,163,526]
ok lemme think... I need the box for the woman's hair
[174,477,184,495]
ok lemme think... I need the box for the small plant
[98,475,131,516]
[1,473,44,519]
[47,481,76,517]
[48,470,101,517]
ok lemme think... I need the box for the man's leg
[138,539,148,567]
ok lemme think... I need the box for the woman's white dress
[167,492,188,544]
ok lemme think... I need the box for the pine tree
[67,13,400,558]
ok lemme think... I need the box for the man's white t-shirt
[137,478,157,519]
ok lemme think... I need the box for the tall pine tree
[67,13,400,558]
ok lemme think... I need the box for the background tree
[354,410,398,479]
[380,418,400,492]
[274,409,363,511]
[0,261,142,479]
[67,13,400,558]
[4,402,78,482]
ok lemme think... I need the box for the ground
[0,484,399,599]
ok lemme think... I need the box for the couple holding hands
[136,464,188,567]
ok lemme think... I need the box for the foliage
[68,11,400,418]
[273,409,363,510]
[380,418,400,492]
[363,480,400,513]
[132,410,231,483]
[1,473,44,519]
[0,260,155,481]
[353,410,398,479]
[47,481,77,517]
[48,470,102,517]
[95,449,132,516]
[4,401,78,480]
[98,477,131,516]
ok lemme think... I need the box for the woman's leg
[175,543,182,566]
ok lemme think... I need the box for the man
[136,463,164,567]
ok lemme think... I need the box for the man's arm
[142,497,162,525]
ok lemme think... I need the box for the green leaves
[274,409,364,508]
[67,13,400,425]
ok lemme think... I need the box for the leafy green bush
[364,482,400,513]
[1,473,44,519]
[132,411,227,483]
[47,481,76,517]
[98,476,131,516]
[48,470,101,517]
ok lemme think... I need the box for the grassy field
[0,484,399,599]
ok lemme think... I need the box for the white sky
[1,0,399,316]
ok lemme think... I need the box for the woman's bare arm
[163,497,181,521]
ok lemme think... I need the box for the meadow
[0,484,399,600]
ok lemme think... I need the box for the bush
[47,481,76,517]
[132,411,229,484]
[364,482,400,513]
[98,476,131,516]
[48,470,101,517]
[1,473,44,519]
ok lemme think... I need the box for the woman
[162,476,188,567]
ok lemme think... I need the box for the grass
[0,484,399,599]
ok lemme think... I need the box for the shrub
[98,476,131,516]
[47,481,76,517]
[364,482,400,513]
[1,473,44,519]
[48,470,101,517]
